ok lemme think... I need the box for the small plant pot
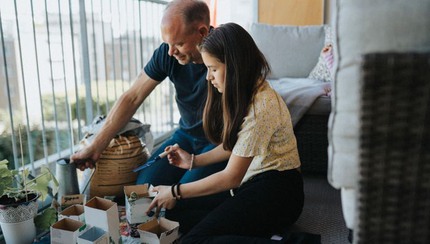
[0,193,39,244]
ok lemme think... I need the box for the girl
[147,22,304,243]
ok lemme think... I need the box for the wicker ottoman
[294,95,331,175]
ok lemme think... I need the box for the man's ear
[198,25,209,37]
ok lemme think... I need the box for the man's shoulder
[152,43,170,59]
[158,42,169,51]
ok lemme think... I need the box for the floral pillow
[308,44,334,83]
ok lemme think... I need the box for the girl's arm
[147,154,252,213]
[193,144,232,167]
[182,154,252,197]
[167,144,232,170]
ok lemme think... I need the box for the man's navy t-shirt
[144,43,207,138]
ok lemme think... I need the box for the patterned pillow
[308,44,334,82]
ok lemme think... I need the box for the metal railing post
[79,0,93,123]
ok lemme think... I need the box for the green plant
[34,207,58,230]
[0,159,59,202]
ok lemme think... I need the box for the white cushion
[341,188,356,229]
[249,23,325,79]
[328,0,430,189]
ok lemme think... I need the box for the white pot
[0,218,36,244]
[0,194,39,244]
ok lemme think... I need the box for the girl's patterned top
[232,81,301,184]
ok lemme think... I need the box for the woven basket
[90,135,148,199]
[356,52,430,243]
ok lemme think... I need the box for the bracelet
[189,154,195,171]
[176,183,182,200]
[171,184,177,199]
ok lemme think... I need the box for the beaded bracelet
[189,154,195,171]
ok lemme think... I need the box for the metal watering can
[55,158,80,200]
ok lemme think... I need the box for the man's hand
[70,145,100,171]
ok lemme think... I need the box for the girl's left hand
[146,185,177,216]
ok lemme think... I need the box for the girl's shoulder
[252,81,289,118]
[254,81,281,106]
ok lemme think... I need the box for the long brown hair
[200,23,270,150]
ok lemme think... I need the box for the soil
[0,193,38,209]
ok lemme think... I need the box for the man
[71,0,228,233]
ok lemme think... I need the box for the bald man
[71,0,228,233]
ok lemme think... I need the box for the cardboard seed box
[84,197,121,244]
[137,217,180,244]
[59,204,85,222]
[124,184,157,224]
[50,217,87,244]
[78,226,109,244]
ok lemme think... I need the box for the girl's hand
[166,144,194,170]
[146,185,176,216]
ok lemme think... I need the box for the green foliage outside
[0,80,155,170]
[0,95,116,169]
[42,94,115,122]
[0,127,77,169]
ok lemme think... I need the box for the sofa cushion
[308,44,334,83]
[307,95,331,115]
[250,23,325,79]
[308,26,334,82]
[328,0,430,189]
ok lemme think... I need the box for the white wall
[214,0,255,30]
[214,0,333,30]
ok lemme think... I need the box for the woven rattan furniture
[294,104,330,175]
[355,52,430,243]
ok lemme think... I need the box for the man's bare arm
[71,71,160,169]
[92,71,159,149]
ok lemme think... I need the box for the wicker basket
[89,135,149,199]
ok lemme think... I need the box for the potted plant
[0,159,59,244]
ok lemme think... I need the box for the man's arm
[71,71,160,169]
[92,71,159,149]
